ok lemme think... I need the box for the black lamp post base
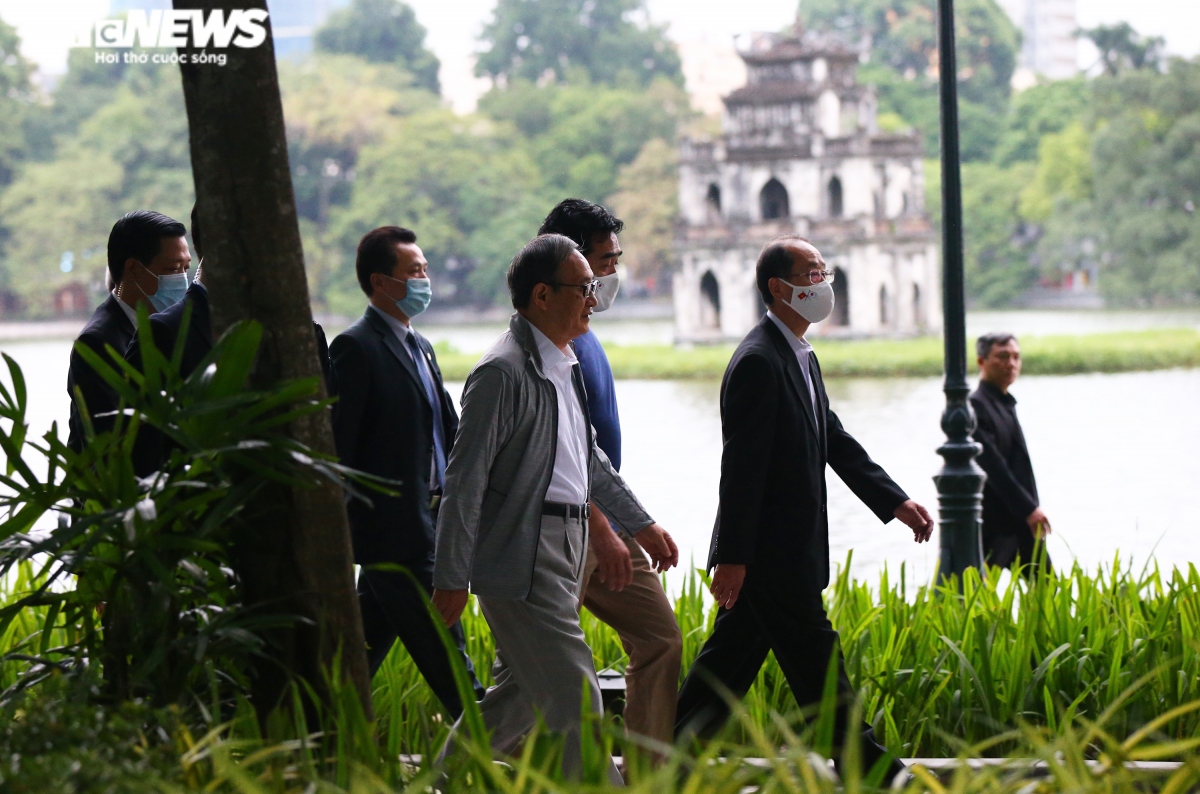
[934,395,987,584]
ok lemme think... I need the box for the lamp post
[934,0,986,582]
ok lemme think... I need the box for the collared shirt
[767,310,818,422]
[367,304,444,489]
[111,290,138,327]
[529,322,589,505]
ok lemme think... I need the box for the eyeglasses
[789,269,835,284]
[548,280,600,298]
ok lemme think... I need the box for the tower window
[828,176,844,218]
[759,178,790,221]
[705,183,722,220]
[699,271,721,330]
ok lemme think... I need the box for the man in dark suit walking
[125,206,333,477]
[675,235,934,781]
[329,226,483,716]
[970,332,1051,573]
[68,211,191,453]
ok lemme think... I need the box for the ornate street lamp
[934,0,986,582]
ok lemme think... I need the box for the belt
[542,501,590,520]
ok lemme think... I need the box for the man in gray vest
[432,234,678,783]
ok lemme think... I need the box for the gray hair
[507,234,581,309]
[976,332,1017,359]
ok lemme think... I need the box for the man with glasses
[432,234,677,783]
[676,235,934,784]
[538,199,683,749]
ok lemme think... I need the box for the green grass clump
[371,557,1200,759]
[5,558,1200,791]
[434,328,1200,380]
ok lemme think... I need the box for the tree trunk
[173,0,371,720]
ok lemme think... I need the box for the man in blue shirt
[538,200,682,748]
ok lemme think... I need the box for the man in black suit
[970,332,1051,573]
[68,211,191,453]
[125,206,333,477]
[329,226,483,716]
[675,235,934,781]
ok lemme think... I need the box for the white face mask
[780,278,835,323]
[593,271,621,312]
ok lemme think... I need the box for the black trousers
[675,571,903,781]
[983,528,1052,576]
[358,555,486,719]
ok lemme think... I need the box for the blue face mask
[392,276,432,318]
[147,271,190,312]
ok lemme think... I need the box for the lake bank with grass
[433,327,1200,381]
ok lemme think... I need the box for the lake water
[4,321,1199,594]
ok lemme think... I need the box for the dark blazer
[708,316,908,593]
[330,307,458,566]
[970,380,1039,536]
[125,282,213,380]
[67,294,136,452]
[125,282,333,476]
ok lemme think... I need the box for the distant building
[674,29,940,342]
[108,0,348,57]
[996,0,1078,82]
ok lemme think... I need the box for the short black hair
[755,235,810,305]
[537,199,624,255]
[977,332,1017,359]
[507,234,580,309]
[356,226,418,296]
[107,210,187,284]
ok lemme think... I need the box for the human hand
[431,588,469,627]
[894,499,935,543]
[1026,506,1051,538]
[590,508,633,591]
[634,523,679,573]
[710,564,746,609]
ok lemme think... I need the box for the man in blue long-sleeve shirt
[538,200,682,748]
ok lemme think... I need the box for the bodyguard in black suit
[330,226,483,716]
[676,236,935,782]
[970,332,1051,573]
[68,211,191,452]
[124,209,333,477]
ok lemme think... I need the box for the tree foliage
[0,62,192,315]
[476,0,683,88]
[609,138,678,280]
[1081,23,1165,77]
[1085,58,1200,301]
[0,14,34,208]
[802,0,1019,162]
[314,0,441,94]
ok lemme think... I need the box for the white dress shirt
[529,323,590,505]
[767,310,819,423]
[370,303,417,354]
[112,290,138,326]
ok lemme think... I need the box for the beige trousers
[579,532,683,747]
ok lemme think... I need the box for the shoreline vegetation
[8,557,1200,791]
[434,327,1200,381]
